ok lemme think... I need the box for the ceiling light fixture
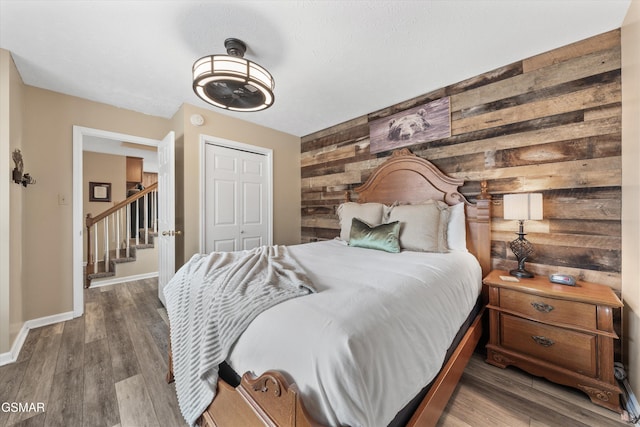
[192,38,275,112]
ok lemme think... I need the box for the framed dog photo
[369,97,451,154]
[89,182,112,202]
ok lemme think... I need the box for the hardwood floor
[439,353,628,427]
[0,278,629,427]
[0,279,181,427]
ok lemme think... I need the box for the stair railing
[85,182,158,287]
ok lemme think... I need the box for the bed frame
[169,148,491,427]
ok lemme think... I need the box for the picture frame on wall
[89,182,112,202]
[369,97,451,154]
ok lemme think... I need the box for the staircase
[85,183,158,287]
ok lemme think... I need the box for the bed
[166,148,491,427]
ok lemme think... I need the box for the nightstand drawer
[500,314,597,377]
[500,288,596,330]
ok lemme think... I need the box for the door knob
[162,230,182,236]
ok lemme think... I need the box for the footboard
[167,347,319,426]
[167,308,484,427]
[197,370,322,427]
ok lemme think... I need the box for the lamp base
[509,268,534,279]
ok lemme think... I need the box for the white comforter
[227,239,482,427]
[164,246,316,426]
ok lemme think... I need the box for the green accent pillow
[348,218,401,253]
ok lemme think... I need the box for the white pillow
[447,203,467,252]
[337,202,386,242]
[387,201,450,252]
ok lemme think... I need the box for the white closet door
[204,143,269,253]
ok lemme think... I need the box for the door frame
[199,134,273,253]
[72,126,164,317]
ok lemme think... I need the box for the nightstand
[483,270,623,413]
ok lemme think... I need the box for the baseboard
[89,271,158,288]
[0,311,74,367]
[0,326,28,366]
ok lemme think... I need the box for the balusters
[93,223,98,270]
[152,190,157,234]
[135,198,140,246]
[104,219,110,273]
[126,203,131,258]
[111,212,115,258]
[144,192,149,245]
[85,182,158,286]
[116,209,120,258]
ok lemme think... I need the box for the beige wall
[173,103,301,266]
[622,0,640,393]
[83,152,127,217]
[20,86,171,320]
[82,151,127,262]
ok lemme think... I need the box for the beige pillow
[337,202,386,242]
[387,201,450,252]
[448,202,467,251]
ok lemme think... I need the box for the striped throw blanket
[163,245,316,426]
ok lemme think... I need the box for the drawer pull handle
[531,301,554,313]
[532,335,555,347]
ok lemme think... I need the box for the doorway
[200,135,273,253]
[72,127,175,317]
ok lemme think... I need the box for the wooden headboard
[349,149,492,277]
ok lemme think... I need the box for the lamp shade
[503,193,543,220]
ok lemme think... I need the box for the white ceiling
[84,136,159,173]
[0,0,631,138]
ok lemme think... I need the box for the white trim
[0,311,74,366]
[0,327,26,366]
[73,126,161,318]
[199,134,274,253]
[89,272,159,288]
[0,51,11,356]
[199,138,205,253]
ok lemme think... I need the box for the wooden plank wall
[301,30,622,289]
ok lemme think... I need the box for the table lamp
[503,193,543,278]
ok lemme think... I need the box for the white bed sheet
[227,239,482,427]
